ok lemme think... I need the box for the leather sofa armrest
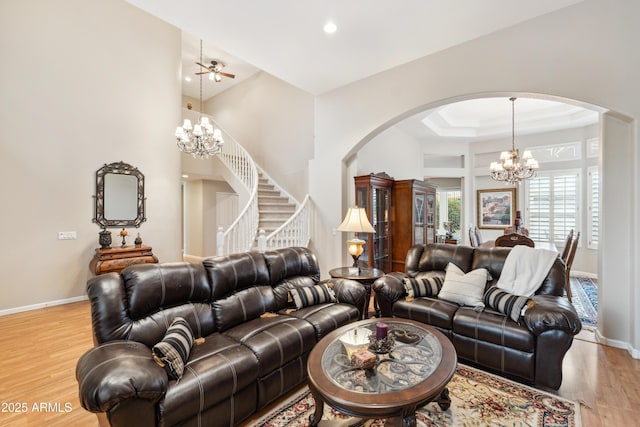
[324,278,367,315]
[524,295,582,336]
[372,272,408,317]
[76,340,168,414]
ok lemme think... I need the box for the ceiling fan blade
[196,62,211,70]
[219,72,236,79]
[195,71,211,75]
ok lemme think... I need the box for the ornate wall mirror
[94,161,146,228]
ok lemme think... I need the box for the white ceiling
[398,97,600,142]
[127,1,597,140]
[126,0,583,97]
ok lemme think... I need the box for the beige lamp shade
[336,208,376,233]
[337,207,375,270]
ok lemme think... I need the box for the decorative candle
[376,322,388,340]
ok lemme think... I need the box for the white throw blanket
[497,245,558,296]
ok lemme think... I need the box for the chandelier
[175,40,224,159]
[490,97,539,184]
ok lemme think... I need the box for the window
[588,166,599,249]
[435,190,461,235]
[526,170,580,246]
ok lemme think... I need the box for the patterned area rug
[570,276,598,329]
[254,364,581,427]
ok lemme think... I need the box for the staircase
[257,173,297,235]
[181,108,311,258]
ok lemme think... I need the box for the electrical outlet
[58,231,77,240]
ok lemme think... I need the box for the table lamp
[336,207,376,273]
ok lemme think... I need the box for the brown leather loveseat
[373,244,581,390]
[76,247,366,427]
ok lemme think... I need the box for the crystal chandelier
[175,40,224,159]
[490,97,539,184]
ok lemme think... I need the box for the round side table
[329,267,384,319]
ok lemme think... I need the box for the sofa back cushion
[264,247,321,311]
[120,262,216,346]
[406,244,474,277]
[205,251,274,331]
[205,251,270,299]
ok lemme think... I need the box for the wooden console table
[90,245,158,275]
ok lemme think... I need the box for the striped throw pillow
[289,283,336,309]
[484,286,532,323]
[403,276,443,301]
[152,317,194,380]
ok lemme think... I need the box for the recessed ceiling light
[182,174,189,179]
[185,76,192,82]
[323,21,337,34]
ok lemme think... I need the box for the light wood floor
[0,301,638,426]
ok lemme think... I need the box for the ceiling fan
[196,60,236,82]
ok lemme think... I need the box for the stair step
[259,203,296,212]
[260,213,292,221]
[258,189,281,197]
[258,195,290,204]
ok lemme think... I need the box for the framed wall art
[477,188,517,229]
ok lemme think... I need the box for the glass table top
[320,321,443,394]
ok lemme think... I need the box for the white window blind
[588,167,599,249]
[526,171,579,246]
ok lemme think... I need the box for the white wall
[309,0,640,354]
[206,72,314,202]
[0,0,182,312]
[354,126,424,179]
[182,179,235,257]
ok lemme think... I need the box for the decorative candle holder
[368,334,395,354]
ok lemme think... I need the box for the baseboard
[594,328,640,359]
[0,295,88,317]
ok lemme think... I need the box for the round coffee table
[307,318,456,427]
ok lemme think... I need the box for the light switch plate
[58,231,77,240]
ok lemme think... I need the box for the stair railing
[214,122,259,256]
[265,195,313,250]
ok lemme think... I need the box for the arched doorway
[343,92,612,341]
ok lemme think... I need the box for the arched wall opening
[339,91,636,357]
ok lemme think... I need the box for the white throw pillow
[438,263,490,307]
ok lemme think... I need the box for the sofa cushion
[204,251,270,300]
[452,307,535,353]
[289,283,336,309]
[122,263,212,320]
[222,316,316,376]
[152,317,195,380]
[438,263,489,307]
[392,297,459,331]
[282,303,360,341]
[213,286,275,332]
[159,333,259,427]
[264,246,320,285]
[403,276,443,300]
[484,286,531,323]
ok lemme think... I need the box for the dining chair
[469,227,479,247]
[564,231,581,302]
[495,233,535,248]
[474,227,483,245]
[561,229,574,263]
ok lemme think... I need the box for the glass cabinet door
[426,193,436,244]
[414,192,426,245]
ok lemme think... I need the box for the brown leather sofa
[372,244,581,390]
[76,247,366,427]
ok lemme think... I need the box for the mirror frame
[94,161,146,228]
